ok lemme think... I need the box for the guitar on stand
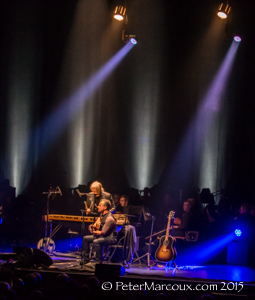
[154,210,177,268]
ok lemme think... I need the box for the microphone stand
[42,187,62,253]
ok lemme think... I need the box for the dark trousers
[82,235,117,260]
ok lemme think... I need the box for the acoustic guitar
[89,217,101,234]
[155,210,177,262]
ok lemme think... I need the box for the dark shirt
[180,210,199,230]
[115,204,122,212]
[99,212,117,237]
[120,204,131,215]
[86,191,115,216]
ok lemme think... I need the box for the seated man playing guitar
[81,199,117,264]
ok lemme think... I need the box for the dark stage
[1,1,255,299]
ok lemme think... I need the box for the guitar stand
[153,211,178,271]
[165,260,178,270]
[156,259,178,272]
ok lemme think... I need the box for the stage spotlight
[113,5,126,21]
[235,229,242,237]
[233,35,241,43]
[122,30,137,45]
[124,35,137,45]
[130,37,137,45]
[217,3,231,19]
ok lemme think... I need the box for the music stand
[132,206,156,268]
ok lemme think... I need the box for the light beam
[35,41,135,161]
[168,41,240,195]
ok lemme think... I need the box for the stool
[67,229,79,252]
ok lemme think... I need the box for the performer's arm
[86,196,99,216]
[88,224,93,233]
[85,198,92,215]
[108,194,116,213]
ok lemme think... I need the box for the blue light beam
[35,42,135,157]
[198,40,240,191]
[177,232,236,265]
[168,41,240,191]
[198,233,236,262]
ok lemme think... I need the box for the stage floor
[42,255,255,298]
[46,254,255,282]
[1,253,255,299]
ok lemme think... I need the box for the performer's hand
[88,225,93,233]
[86,208,91,215]
[93,230,102,236]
